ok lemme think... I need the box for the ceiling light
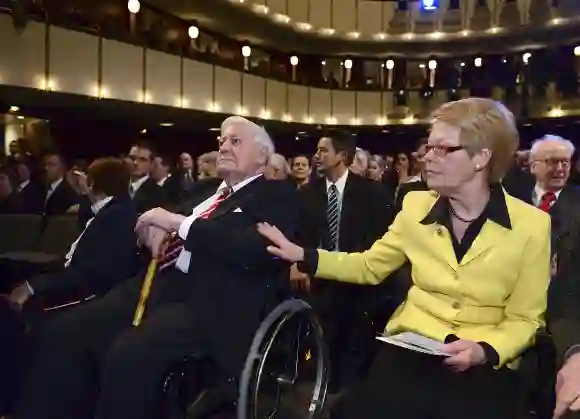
[375,33,387,40]
[209,128,220,132]
[386,60,395,70]
[344,59,353,69]
[429,32,443,39]
[460,30,471,36]
[241,45,251,57]
[403,32,415,40]
[348,32,360,39]
[283,113,292,122]
[320,28,335,36]
[16,115,24,120]
[8,106,19,112]
[428,60,437,70]
[290,55,299,66]
[474,57,482,67]
[574,46,580,57]
[140,128,147,134]
[159,122,174,127]
[419,63,426,69]
[548,107,564,118]
[488,27,501,34]
[550,18,562,25]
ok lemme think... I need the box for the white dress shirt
[532,184,562,207]
[175,174,262,273]
[64,196,113,268]
[130,175,149,198]
[157,175,170,187]
[324,169,348,251]
[19,180,30,192]
[46,177,64,202]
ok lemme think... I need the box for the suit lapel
[427,224,459,271]
[460,220,508,266]
[339,175,356,250]
[208,177,265,220]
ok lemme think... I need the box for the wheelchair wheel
[238,299,329,419]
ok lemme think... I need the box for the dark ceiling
[143,0,580,57]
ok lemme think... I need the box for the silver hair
[268,153,290,175]
[220,116,275,161]
[530,134,575,156]
[198,151,218,165]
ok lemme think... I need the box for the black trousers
[15,269,207,419]
[312,280,378,393]
[332,344,520,419]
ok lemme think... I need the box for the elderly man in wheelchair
[13,116,328,419]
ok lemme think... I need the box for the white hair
[268,153,290,175]
[221,116,275,161]
[530,134,575,157]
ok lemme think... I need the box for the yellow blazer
[315,190,551,368]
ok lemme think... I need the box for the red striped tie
[158,189,230,271]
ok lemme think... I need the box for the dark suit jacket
[393,180,429,219]
[298,172,392,253]
[501,165,535,204]
[133,178,165,214]
[44,180,79,216]
[0,194,21,214]
[163,171,197,207]
[29,195,140,297]
[173,176,301,375]
[546,186,580,360]
[16,181,44,214]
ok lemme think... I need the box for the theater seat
[0,215,80,280]
[0,214,43,253]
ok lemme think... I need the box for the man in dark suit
[297,131,391,394]
[128,141,165,213]
[12,159,44,214]
[14,116,300,419]
[42,152,79,215]
[8,158,140,308]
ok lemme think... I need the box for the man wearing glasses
[529,135,580,419]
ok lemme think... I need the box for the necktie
[324,185,339,251]
[538,192,557,212]
[158,189,230,271]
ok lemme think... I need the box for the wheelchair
[161,298,329,419]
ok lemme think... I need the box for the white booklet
[376,332,452,357]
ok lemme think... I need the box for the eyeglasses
[536,158,571,168]
[423,145,465,158]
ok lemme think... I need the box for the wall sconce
[241,45,251,71]
[428,60,437,88]
[290,55,298,82]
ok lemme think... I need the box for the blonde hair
[430,98,519,183]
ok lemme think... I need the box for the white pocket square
[233,207,243,213]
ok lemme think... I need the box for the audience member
[8,157,141,309]
[290,154,311,189]
[128,141,165,213]
[259,98,551,419]
[264,153,290,180]
[14,116,300,419]
[42,152,79,215]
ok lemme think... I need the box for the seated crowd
[1,99,580,419]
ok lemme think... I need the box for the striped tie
[325,185,339,251]
[158,189,230,271]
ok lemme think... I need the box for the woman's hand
[442,339,487,372]
[257,222,305,263]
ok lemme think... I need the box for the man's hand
[290,263,311,293]
[136,208,186,233]
[441,340,487,372]
[8,283,32,311]
[137,225,169,258]
[554,353,580,419]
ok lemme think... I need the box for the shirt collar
[130,175,149,192]
[49,177,64,191]
[533,184,562,203]
[19,180,30,190]
[420,183,512,230]
[157,175,170,186]
[91,196,113,214]
[325,169,349,196]
[217,173,263,195]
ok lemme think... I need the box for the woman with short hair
[258,98,551,419]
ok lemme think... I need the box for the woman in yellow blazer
[258,98,551,419]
